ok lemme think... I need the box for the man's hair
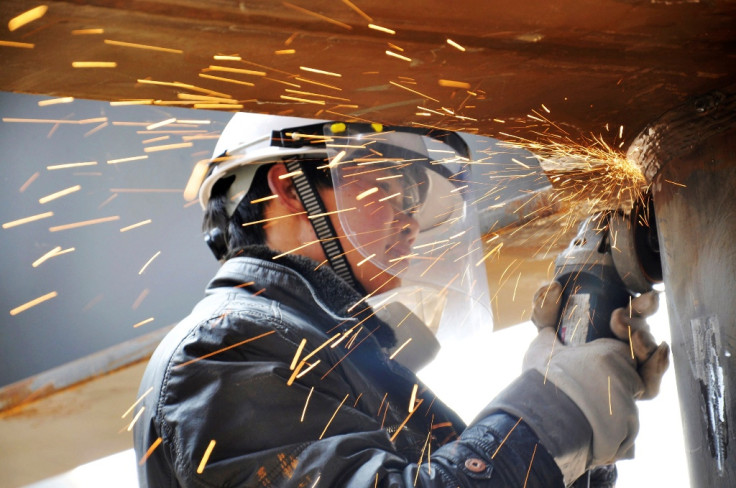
[202,158,331,260]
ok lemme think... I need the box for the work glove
[527,281,670,476]
[530,282,670,400]
[483,282,670,485]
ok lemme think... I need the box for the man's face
[319,169,420,295]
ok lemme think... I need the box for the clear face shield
[274,122,493,372]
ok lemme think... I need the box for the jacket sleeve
[143,313,564,487]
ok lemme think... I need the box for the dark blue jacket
[134,248,564,487]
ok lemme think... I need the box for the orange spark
[319,394,350,439]
[300,386,314,422]
[290,338,307,370]
[438,79,471,89]
[49,216,119,232]
[107,155,148,164]
[72,28,104,35]
[120,220,152,232]
[37,97,74,106]
[72,61,117,68]
[491,416,523,459]
[122,386,153,419]
[388,338,412,360]
[3,211,54,229]
[146,118,176,130]
[133,317,155,328]
[175,331,277,369]
[0,40,34,48]
[39,185,81,204]
[8,5,47,31]
[104,39,183,54]
[143,142,193,153]
[197,440,217,474]
[446,39,466,51]
[10,291,58,316]
[139,438,162,466]
[300,66,342,77]
[126,407,145,431]
[369,24,395,35]
[386,50,412,62]
[280,95,325,105]
[282,2,353,30]
[138,251,161,275]
[389,81,438,102]
[340,0,373,22]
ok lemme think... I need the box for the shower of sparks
[139,437,162,466]
[8,5,48,31]
[319,393,350,439]
[39,185,81,204]
[446,39,466,51]
[3,211,54,229]
[301,386,314,422]
[138,251,161,275]
[10,291,58,316]
[196,440,217,474]
[104,39,183,54]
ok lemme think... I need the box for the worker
[133,114,670,487]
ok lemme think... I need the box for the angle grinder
[554,192,663,345]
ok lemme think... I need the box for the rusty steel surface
[628,89,736,487]
[1,0,735,145]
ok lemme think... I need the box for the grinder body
[555,196,662,344]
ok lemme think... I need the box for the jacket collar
[206,245,397,347]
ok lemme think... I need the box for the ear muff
[204,227,228,261]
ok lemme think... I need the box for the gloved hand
[530,281,670,399]
[527,281,670,468]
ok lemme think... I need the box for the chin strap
[284,160,366,295]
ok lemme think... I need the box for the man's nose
[396,211,420,244]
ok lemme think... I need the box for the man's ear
[266,163,304,213]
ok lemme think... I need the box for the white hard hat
[195,112,328,216]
